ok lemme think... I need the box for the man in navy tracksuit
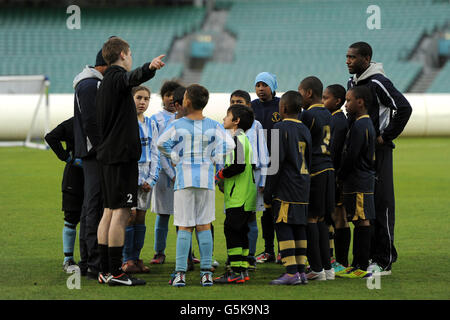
[346,42,412,275]
[73,49,108,278]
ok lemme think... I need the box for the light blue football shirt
[138,116,160,187]
[157,117,235,191]
[150,110,177,180]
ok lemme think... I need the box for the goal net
[0,75,50,149]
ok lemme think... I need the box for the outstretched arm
[117,55,166,91]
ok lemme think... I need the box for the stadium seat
[427,62,450,93]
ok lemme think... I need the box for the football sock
[335,227,351,266]
[247,219,258,258]
[122,225,135,263]
[295,225,307,274]
[357,225,371,271]
[352,227,361,268]
[63,223,77,263]
[98,244,109,273]
[154,214,169,254]
[134,224,146,261]
[175,230,192,272]
[228,247,243,273]
[241,248,249,271]
[307,222,322,272]
[318,221,332,270]
[280,241,297,275]
[197,229,213,272]
[109,246,124,276]
[329,224,335,259]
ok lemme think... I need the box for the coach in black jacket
[72,49,108,278]
[346,42,412,274]
[95,37,165,285]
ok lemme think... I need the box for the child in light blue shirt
[158,84,234,287]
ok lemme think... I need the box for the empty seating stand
[0,7,205,93]
[201,0,449,93]
[1,2,449,94]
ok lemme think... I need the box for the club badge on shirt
[272,112,281,123]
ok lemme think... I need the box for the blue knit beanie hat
[254,72,278,93]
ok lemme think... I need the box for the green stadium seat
[427,62,450,93]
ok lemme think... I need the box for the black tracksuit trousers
[370,144,398,270]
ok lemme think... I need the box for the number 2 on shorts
[127,193,133,203]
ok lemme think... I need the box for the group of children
[49,36,379,287]
[114,74,376,287]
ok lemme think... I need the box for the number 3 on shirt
[298,141,309,175]
[321,125,331,155]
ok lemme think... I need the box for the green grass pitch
[0,137,449,300]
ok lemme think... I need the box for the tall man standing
[73,49,108,278]
[95,37,165,286]
[346,41,412,275]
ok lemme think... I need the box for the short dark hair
[349,41,373,59]
[280,91,302,115]
[102,37,130,65]
[230,90,251,105]
[173,86,186,105]
[227,104,254,132]
[300,76,323,99]
[160,80,181,97]
[131,85,150,97]
[185,84,209,110]
[325,84,346,108]
[348,86,372,108]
